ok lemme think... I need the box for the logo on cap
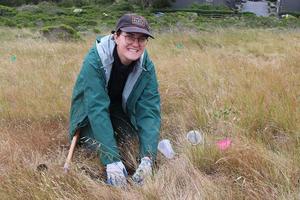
[131,16,146,27]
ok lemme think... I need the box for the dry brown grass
[0,27,300,199]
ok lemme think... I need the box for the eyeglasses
[120,34,148,46]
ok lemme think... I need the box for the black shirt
[108,46,135,107]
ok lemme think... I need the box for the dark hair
[116,30,122,36]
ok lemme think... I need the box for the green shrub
[58,0,74,7]
[58,0,91,7]
[0,5,17,16]
[83,19,97,26]
[37,1,66,15]
[56,17,81,28]
[241,12,256,17]
[129,0,174,8]
[152,0,175,8]
[76,25,88,31]
[108,1,135,12]
[17,5,40,13]
[0,0,25,7]
[56,24,78,34]
[40,24,80,41]
[93,27,101,33]
[3,19,17,27]
[81,5,94,9]
[14,12,38,27]
[73,0,89,7]
[189,3,230,11]
[93,0,114,4]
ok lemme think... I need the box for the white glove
[132,157,152,185]
[106,161,128,187]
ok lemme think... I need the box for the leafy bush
[17,4,40,13]
[73,0,89,6]
[0,0,68,7]
[152,0,175,8]
[108,1,135,12]
[127,0,174,8]
[58,0,97,7]
[0,0,26,7]
[2,18,18,27]
[37,1,66,15]
[83,19,97,26]
[0,5,17,16]
[40,24,80,41]
[59,17,81,28]
[93,27,101,33]
[189,3,230,11]
[14,11,42,27]
[58,0,74,7]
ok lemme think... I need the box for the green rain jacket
[69,35,161,165]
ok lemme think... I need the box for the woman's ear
[113,33,119,44]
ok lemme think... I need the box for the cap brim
[120,27,154,39]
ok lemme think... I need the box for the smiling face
[114,32,148,65]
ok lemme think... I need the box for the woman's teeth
[128,48,138,52]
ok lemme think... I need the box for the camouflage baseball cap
[113,14,154,38]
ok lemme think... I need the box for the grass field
[0,27,299,199]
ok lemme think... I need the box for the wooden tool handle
[64,130,80,172]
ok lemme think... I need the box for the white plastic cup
[158,139,175,159]
[186,130,203,145]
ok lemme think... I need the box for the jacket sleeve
[135,64,161,160]
[81,47,120,165]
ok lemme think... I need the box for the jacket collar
[95,34,115,67]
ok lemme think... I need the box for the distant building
[171,0,237,9]
[277,0,300,14]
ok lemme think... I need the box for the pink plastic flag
[216,138,232,151]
